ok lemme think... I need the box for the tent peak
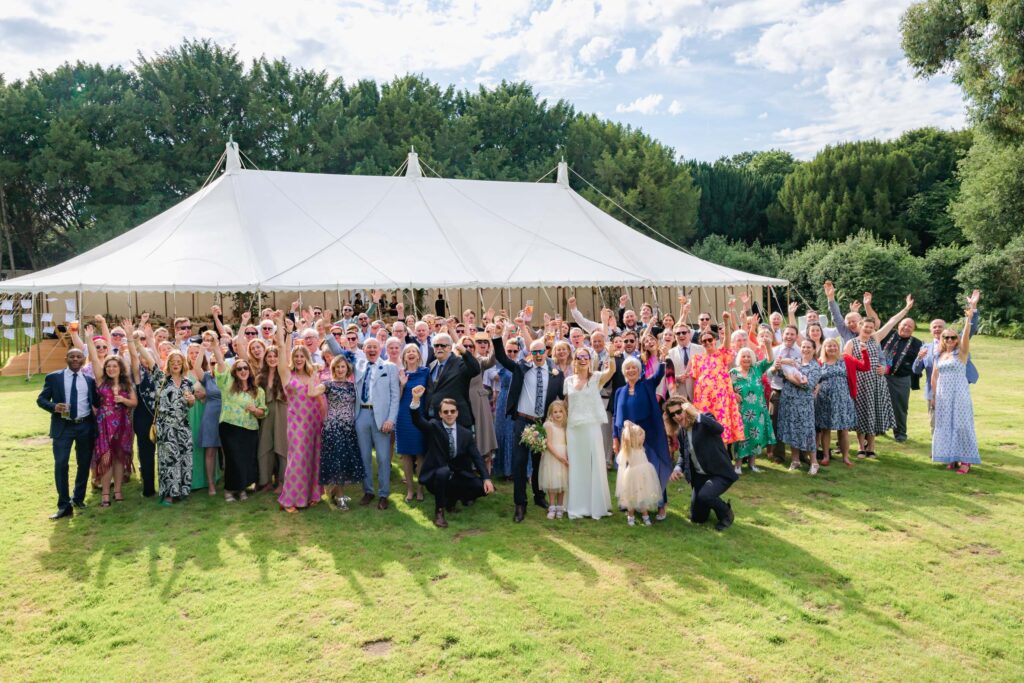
[225,140,242,174]
[556,160,569,187]
[405,149,422,179]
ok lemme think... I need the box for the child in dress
[615,421,662,526]
[539,400,569,520]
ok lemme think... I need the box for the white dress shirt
[516,363,550,418]
[63,368,91,419]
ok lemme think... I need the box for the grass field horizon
[1,335,1022,681]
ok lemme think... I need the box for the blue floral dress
[777,361,821,452]
[320,381,365,485]
[815,361,857,431]
[931,357,980,464]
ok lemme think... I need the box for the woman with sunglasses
[212,341,266,502]
[396,344,429,502]
[690,311,745,448]
[931,304,980,474]
[729,344,775,475]
[153,350,196,506]
[565,347,616,520]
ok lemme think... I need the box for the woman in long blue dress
[315,356,365,509]
[931,306,980,474]
[396,344,429,502]
[613,356,671,520]
[777,339,823,475]
[492,337,522,481]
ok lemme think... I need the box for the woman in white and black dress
[565,347,615,520]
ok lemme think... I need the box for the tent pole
[105,292,110,318]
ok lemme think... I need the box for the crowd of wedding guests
[38,284,984,532]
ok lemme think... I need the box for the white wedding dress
[564,373,612,520]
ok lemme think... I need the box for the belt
[63,415,92,424]
[361,404,373,409]
[516,412,540,421]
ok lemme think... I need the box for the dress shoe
[715,500,735,532]
[513,504,526,523]
[359,493,375,506]
[433,509,448,528]
[72,500,87,509]
[49,506,73,521]
[533,495,549,510]
[377,497,389,510]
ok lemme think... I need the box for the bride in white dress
[565,347,616,520]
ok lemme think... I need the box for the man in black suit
[423,333,479,428]
[37,348,99,520]
[492,329,565,522]
[666,398,737,531]
[409,387,494,528]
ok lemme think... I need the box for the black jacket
[412,404,489,485]
[674,413,738,483]
[492,338,565,419]
[37,369,100,438]
[424,352,480,428]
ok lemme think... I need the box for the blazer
[611,363,666,439]
[411,404,489,486]
[37,369,99,438]
[674,413,738,484]
[354,357,400,428]
[492,338,565,419]
[424,352,480,428]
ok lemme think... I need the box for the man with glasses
[666,398,737,532]
[173,317,193,354]
[409,388,494,528]
[493,328,566,522]
[355,313,372,342]
[423,333,480,431]
[355,339,400,510]
[913,290,981,431]
[667,323,704,401]
[339,305,356,330]
[696,313,713,336]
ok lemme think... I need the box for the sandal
[225,493,237,503]
[956,463,971,475]
[856,450,867,459]
[113,492,124,502]
[239,491,248,501]
[820,451,831,467]
[100,494,111,508]
[946,462,958,470]
[405,494,415,504]
[866,451,876,458]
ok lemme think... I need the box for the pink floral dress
[92,383,134,476]
[691,348,745,444]
[277,376,324,508]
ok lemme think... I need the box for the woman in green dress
[729,342,775,474]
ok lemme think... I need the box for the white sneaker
[642,515,652,527]
[734,465,742,475]
[627,515,636,526]
[750,465,762,473]
[809,464,820,476]
[788,462,801,471]
[547,506,556,520]
[555,506,564,519]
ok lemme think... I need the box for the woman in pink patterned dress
[274,313,324,512]
[690,311,745,445]
[86,335,137,507]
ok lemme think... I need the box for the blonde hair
[546,399,568,427]
[620,420,646,451]
[289,344,315,376]
[330,355,353,380]
[820,337,841,363]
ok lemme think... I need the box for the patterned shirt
[216,369,266,430]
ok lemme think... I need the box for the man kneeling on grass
[409,386,494,528]
[665,397,737,532]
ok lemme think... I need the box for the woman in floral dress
[154,350,196,505]
[729,344,774,474]
[776,340,823,475]
[691,311,744,445]
[931,305,981,474]
[86,334,137,506]
[314,355,365,510]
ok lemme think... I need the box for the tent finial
[556,159,569,187]
[405,148,422,179]
[225,139,242,174]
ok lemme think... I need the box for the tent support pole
[105,293,110,318]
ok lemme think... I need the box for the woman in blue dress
[931,305,980,474]
[396,344,429,502]
[314,355,364,509]
[777,339,823,475]
[613,356,671,521]
[492,337,522,481]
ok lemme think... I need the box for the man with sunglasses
[667,323,704,401]
[338,305,356,330]
[913,289,981,430]
[173,317,194,354]
[409,387,494,527]
[666,398,736,531]
[423,333,480,430]
[493,327,566,522]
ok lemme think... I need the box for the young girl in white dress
[615,421,662,526]
[538,400,569,519]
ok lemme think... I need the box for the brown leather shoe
[377,496,389,510]
[359,493,375,506]
[434,509,448,528]
[513,504,526,523]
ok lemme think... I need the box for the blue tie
[447,426,456,459]
[69,372,79,420]
[361,364,372,403]
[534,365,544,417]
[433,362,443,383]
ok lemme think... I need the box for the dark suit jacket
[411,404,489,485]
[424,352,480,428]
[492,338,565,419]
[674,413,738,484]
[37,369,99,438]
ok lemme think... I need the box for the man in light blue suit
[912,290,981,429]
[354,338,400,509]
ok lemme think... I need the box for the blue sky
[1,0,967,161]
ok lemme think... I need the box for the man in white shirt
[667,323,705,400]
[355,339,400,510]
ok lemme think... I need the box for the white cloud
[643,26,687,66]
[616,93,663,114]
[615,47,638,74]
[578,35,615,65]
[757,111,768,119]
[668,99,685,115]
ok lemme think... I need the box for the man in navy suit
[409,387,494,528]
[666,398,737,532]
[37,348,99,520]
[493,328,565,522]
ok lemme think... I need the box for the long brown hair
[258,345,285,402]
[99,355,132,392]
[230,359,259,397]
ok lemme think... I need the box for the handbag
[148,373,169,443]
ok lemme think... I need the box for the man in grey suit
[355,338,401,510]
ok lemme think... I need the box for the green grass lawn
[1,336,1022,682]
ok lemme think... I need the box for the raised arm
[873,294,914,341]
[720,312,733,350]
[960,306,974,359]
[787,301,799,328]
[211,336,228,375]
[210,304,228,338]
[514,317,534,346]
[234,310,252,361]
[598,358,615,387]
[862,292,881,328]
[84,329,101,370]
[273,311,291,385]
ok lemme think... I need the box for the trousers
[425,466,485,512]
[356,410,393,497]
[53,419,95,510]
[512,416,543,506]
[689,472,733,524]
[886,375,911,439]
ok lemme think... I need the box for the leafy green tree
[920,243,974,320]
[957,234,1024,323]
[950,131,1024,250]
[688,235,784,278]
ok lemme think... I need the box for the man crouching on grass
[665,397,737,532]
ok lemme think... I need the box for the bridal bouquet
[520,422,548,454]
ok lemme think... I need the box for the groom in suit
[409,387,494,528]
[355,338,401,510]
[493,329,565,522]
[666,398,737,532]
[37,348,99,520]
[423,333,480,429]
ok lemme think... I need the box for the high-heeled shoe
[100,494,111,508]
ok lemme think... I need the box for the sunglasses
[440,409,457,415]
[333,332,343,337]
[530,350,545,356]
[260,327,274,333]
[701,338,715,344]
[347,336,358,342]
[95,345,109,351]
[623,338,636,343]
[178,325,192,331]
[111,332,125,338]
[576,356,591,362]
[506,348,519,354]
[236,366,250,372]
[677,330,691,335]
[434,343,450,349]
[941,335,958,340]
[668,409,683,417]
[244,330,258,336]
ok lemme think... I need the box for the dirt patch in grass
[451,528,484,542]
[958,543,1001,556]
[362,638,393,656]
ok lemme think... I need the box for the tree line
[0,26,1021,327]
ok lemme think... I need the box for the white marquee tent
[0,143,786,296]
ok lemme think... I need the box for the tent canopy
[0,144,787,293]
